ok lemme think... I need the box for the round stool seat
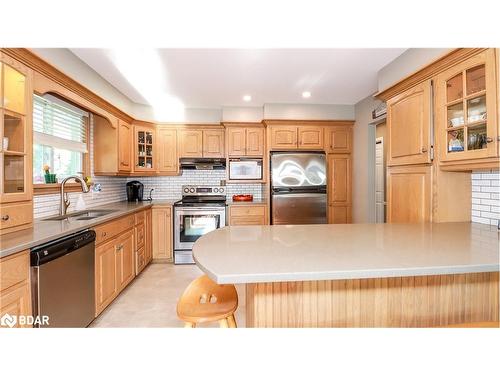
[177,275,238,327]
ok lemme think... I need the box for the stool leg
[227,314,237,328]
[219,319,229,328]
[184,322,196,328]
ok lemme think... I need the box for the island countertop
[193,222,500,284]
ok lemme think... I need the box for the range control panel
[181,185,225,196]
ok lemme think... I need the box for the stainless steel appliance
[30,230,96,328]
[229,158,263,180]
[174,185,226,264]
[270,151,327,225]
[126,180,144,202]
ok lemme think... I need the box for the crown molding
[1,48,134,123]
[375,48,487,101]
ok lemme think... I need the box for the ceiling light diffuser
[243,95,252,102]
[302,91,311,98]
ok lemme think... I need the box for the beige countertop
[226,198,268,206]
[0,200,176,258]
[193,222,500,284]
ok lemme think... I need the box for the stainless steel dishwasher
[31,230,96,328]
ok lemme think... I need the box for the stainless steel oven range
[173,185,226,264]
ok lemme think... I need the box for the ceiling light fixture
[302,91,311,99]
[243,95,252,102]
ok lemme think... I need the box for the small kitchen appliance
[126,180,144,202]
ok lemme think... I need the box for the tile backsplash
[471,171,500,227]
[34,117,264,218]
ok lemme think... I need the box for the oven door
[174,208,226,250]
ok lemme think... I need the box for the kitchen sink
[42,209,118,221]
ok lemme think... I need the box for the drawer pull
[102,232,107,237]
[421,147,428,153]
[486,137,493,143]
[1,215,9,221]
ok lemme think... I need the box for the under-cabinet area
[0,47,498,331]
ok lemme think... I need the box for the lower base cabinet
[328,204,352,224]
[94,214,136,316]
[228,204,268,225]
[152,206,173,261]
[0,250,31,328]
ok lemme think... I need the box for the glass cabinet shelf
[136,129,154,169]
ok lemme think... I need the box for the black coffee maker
[126,181,144,202]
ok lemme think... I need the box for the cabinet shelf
[1,150,25,156]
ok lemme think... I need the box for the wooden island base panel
[245,272,499,328]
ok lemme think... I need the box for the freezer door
[271,192,327,225]
[271,152,326,188]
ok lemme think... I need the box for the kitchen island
[193,223,500,327]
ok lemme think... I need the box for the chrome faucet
[60,175,90,216]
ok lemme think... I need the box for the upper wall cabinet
[157,127,178,174]
[325,125,353,153]
[435,49,498,169]
[134,125,157,172]
[387,80,432,166]
[268,124,324,150]
[118,120,133,173]
[179,128,225,158]
[225,123,265,157]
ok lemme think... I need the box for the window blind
[33,94,88,153]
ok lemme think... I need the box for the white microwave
[229,158,263,180]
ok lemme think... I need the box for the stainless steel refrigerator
[270,151,327,225]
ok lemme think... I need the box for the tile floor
[90,263,246,328]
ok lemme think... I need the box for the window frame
[33,114,90,195]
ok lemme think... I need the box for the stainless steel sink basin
[42,209,117,221]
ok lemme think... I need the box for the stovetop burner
[174,185,227,207]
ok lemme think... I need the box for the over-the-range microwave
[228,158,263,180]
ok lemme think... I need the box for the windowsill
[34,183,89,196]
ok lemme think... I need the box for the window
[33,94,89,184]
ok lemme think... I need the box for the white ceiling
[70,48,406,109]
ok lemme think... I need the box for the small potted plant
[43,165,57,183]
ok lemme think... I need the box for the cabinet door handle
[421,147,428,153]
[1,215,9,221]
[486,137,493,143]
[116,244,123,251]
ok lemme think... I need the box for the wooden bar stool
[177,275,238,328]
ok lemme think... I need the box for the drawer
[136,246,146,275]
[136,222,145,249]
[229,205,266,217]
[135,210,145,225]
[0,201,32,231]
[94,214,135,245]
[0,250,30,292]
[229,216,267,226]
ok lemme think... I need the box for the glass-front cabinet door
[134,125,156,172]
[0,55,32,203]
[436,49,498,162]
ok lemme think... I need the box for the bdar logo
[0,313,17,328]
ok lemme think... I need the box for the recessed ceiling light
[302,91,311,98]
[243,95,252,102]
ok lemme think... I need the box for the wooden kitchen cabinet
[325,125,353,153]
[226,124,265,157]
[269,126,298,149]
[95,239,118,315]
[327,154,352,224]
[152,205,173,261]
[435,49,498,170]
[115,230,135,292]
[158,127,178,174]
[203,129,225,158]
[228,204,268,225]
[145,208,153,264]
[134,125,157,172]
[298,126,324,149]
[387,165,431,223]
[387,80,432,166]
[0,250,32,328]
[94,215,136,316]
[179,129,203,157]
[0,53,33,234]
[118,120,133,172]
